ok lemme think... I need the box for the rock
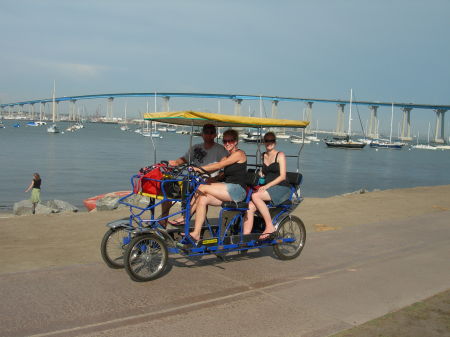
[97,193,151,211]
[35,203,55,214]
[96,196,120,211]
[44,200,78,213]
[13,200,54,215]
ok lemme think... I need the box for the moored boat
[47,124,60,133]
[324,138,366,149]
[370,139,403,149]
[290,135,310,144]
[325,89,365,149]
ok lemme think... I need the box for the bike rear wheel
[100,228,131,269]
[273,215,306,260]
[124,233,168,282]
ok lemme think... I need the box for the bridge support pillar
[70,100,77,121]
[55,102,59,121]
[368,106,379,138]
[162,96,170,112]
[40,102,45,121]
[107,97,114,121]
[335,104,346,136]
[19,104,24,117]
[434,109,447,144]
[400,107,413,141]
[271,100,279,118]
[305,102,313,134]
[30,103,35,120]
[234,99,242,116]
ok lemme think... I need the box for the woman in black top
[25,172,41,214]
[190,129,247,243]
[243,132,291,239]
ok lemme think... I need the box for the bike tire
[100,228,130,269]
[124,233,168,282]
[273,215,306,260]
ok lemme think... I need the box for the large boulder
[44,200,78,213]
[96,196,120,211]
[13,200,54,215]
[96,193,151,211]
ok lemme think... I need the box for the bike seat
[221,201,249,209]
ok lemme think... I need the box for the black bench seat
[221,201,249,209]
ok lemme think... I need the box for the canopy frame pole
[255,126,263,168]
[296,128,305,173]
[149,120,157,163]
[188,122,194,165]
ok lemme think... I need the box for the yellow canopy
[143,111,309,128]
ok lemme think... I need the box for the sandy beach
[1,184,449,274]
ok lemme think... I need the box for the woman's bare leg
[190,183,232,241]
[251,191,275,236]
[243,201,256,234]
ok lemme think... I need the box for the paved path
[1,211,449,337]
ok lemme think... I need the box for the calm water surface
[1,120,449,212]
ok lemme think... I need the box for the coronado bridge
[1,92,449,143]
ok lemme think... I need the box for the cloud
[53,62,109,78]
[21,56,114,79]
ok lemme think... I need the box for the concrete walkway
[1,210,449,337]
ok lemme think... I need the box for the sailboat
[324,89,366,149]
[120,103,130,131]
[412,122,436,150]
[141,121,161,138]
[306,120,320,142]
[47,81,60,134]
[370,103,404,149]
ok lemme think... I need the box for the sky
[1,0,449,135]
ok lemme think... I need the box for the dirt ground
[1,184,450,336]
[331,289,450,337]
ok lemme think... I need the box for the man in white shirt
[163,124,228,225]
[169,124,227,170]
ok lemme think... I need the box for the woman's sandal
[258,232,276,240]
[168,218,186,226]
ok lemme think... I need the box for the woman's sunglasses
[264,138,276,144]
[223,138,235,144]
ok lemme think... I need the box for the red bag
[133,164,167,195]
[141,166,164,195]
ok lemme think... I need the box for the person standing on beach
[25,173,41,214]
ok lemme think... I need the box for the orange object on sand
[83,191,131,211]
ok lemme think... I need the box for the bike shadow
[168,246,274,272]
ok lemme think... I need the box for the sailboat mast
[52,80,56,123]
[124,102,127,125]
[389,103,394,143]
[348,89,353,137]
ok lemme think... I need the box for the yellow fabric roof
[143,111,309,128]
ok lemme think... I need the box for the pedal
[197,237,219,247]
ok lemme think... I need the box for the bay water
[1,120,449,212]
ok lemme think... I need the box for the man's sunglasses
[264,139,276,143]
[203,130,216,135]
[223,139,235,144]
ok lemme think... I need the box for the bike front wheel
[124,233,168,282]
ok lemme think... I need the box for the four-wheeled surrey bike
[100,111,309,282]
